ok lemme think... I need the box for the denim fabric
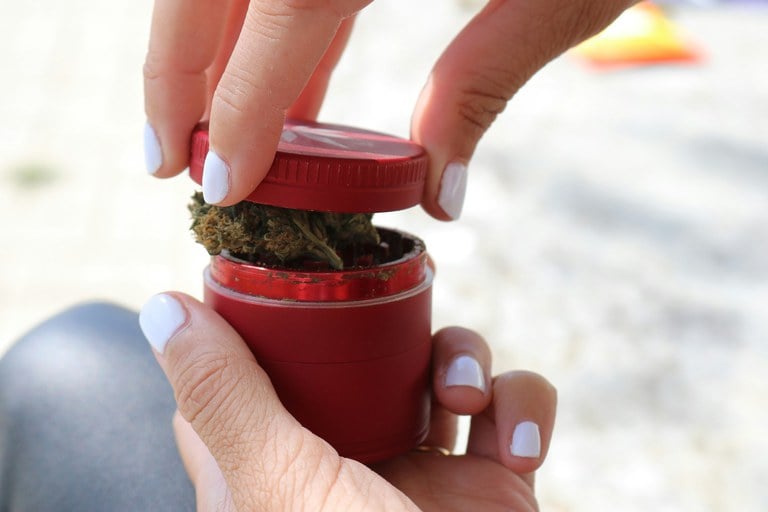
[0,303,194,511]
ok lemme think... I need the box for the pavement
[1,1,767,510]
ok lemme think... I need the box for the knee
[0,303,186,510]
[0,302,145,413]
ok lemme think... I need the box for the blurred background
[1,0,766,510]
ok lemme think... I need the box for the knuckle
[143,49,208,83]
[246,0,337,35]
[174,350,247,432]
[253,0,363,18]
[142,58,161,83]
[265,0,331,13]
[246,3,293,40]
[213,69,286,119]
[456,72,511,140]
[213,74,255,117]
[556,0,632,44]
[567,2,612,41]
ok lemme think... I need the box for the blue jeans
[0,303,194,511]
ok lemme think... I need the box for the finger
[287,16,357,120]
[422,327,492,450]
[467,371,557,482]
[204,0,250,119]
[411,0,633,220]
[139,292,416,511]
[143,0,232,177]
[173,411,235,512]
[138,292,333,510]
[202,1,371,206]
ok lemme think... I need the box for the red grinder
[189,120,433,463]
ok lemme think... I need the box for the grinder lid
[189,119,428,213]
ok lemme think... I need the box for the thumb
[138,292,417,512]
[173,411,235,512]
[412,0,633,220]
[138,293,335,510]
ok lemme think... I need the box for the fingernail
[143,122,162,175]
[445,355,486,392]
[139,294,188,354]
[437,161,468,220]
[510,421,541,458]
[202,150,230,204]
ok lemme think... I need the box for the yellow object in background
[574,2,701,68]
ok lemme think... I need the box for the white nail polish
[139,294,187,354]
[437,161,468,220]
[202,150,230,204]
[445,355,486,392]
[510,421,541,458]
[143,122,162,175]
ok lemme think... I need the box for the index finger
[202,0,372,206]
[143,0,233,177]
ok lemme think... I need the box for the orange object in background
[573,2,701,69]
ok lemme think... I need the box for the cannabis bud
[189,192,380,270]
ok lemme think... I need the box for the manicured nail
[445,355,486,392]
[202,150,230,204]
[139,294,188,354]
[437,161,468,220]
[510,421,541,458]
[143,122,162,175]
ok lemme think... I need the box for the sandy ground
[1,1,766,510]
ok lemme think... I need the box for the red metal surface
[209,244,427,303]
[203,230,433,463]
[189,120,428,213]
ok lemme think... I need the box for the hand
[143,0,634,218]
[139,292,557,511]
